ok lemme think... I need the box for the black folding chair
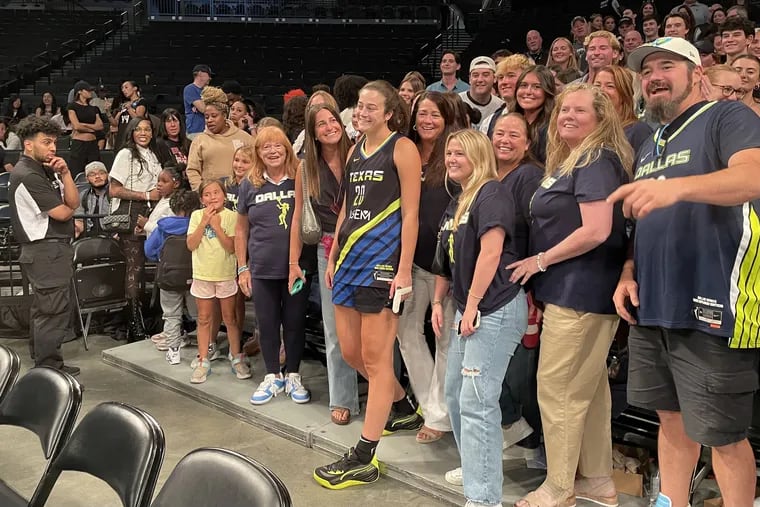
[0,344,20,404]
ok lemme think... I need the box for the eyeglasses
[259,143,284,153]
[713,84,746,99]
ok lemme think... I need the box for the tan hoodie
[186,120,253,191]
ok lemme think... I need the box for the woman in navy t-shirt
[508,84,632,507]
[431,129,528,506]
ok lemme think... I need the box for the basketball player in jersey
[313,81,422,489]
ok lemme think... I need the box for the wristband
[536,252,547,272]
[431,300,442,307]
[237,265,249,275]
[289,261,299,265]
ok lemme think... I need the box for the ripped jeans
[444,291,528,506]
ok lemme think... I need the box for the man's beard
[645,74,693,124]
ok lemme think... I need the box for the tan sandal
[330,407,351,425]
[415,425,445,443]
[514,489,576,507]
[574,477,618,507]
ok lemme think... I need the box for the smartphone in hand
[457,311,481,335]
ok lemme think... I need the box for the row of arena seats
[0,345,292,506]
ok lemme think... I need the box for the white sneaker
[208,341,222,361]
[444,467,463,486]
[250,373,285,405]
[465,501,502,507]
[231,354,252,380]
[285,372,310,403]
[165,347,181,365]
[502,417,533,449]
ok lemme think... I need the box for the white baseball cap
[627,37,701,72]
[469,56,496,73]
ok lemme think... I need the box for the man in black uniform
[9,116,81,376]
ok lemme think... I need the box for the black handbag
[430,230,451,278]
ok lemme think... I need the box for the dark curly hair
[15,116,62,141]
[282,94,308,143]
[170,188,201,216]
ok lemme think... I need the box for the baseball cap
[470,56,496,73]
[619,16,634,26]
[627,37,701,72]
[84,161,108,176]
[73,80,94,93]
[192,64,215,77]
[571,15,587,25]
[694,39,715,55]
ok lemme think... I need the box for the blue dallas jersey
[633,100,760,348]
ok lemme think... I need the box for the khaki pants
[538,304,619,495]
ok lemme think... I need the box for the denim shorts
[627,325,760,447]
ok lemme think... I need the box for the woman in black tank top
[313,81,422,489]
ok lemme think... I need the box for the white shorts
[190,279,238,299]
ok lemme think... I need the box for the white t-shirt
[109,145,162,211]
[458,92,505,130]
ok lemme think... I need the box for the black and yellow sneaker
[313,448,380,489]
[382,407,424,436]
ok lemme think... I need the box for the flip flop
[416,425,446,443]
[330,407,351,426]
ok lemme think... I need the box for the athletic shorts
[627,325,759,447]
[190,279,238,300]
[332,282,395,314]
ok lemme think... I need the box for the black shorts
[627,326,759,447]
[332,283,396,314]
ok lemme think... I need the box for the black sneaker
[61,364,81,377]
[382,408,424,436]
[313,448,380,489]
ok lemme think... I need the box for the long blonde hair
[546,37,580,71]
[446,129,498,230]
[546,84,633,179]
[247,126,298,188]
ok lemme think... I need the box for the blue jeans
[318,237,360,415]
[445,291,528,505]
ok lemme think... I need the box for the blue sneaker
[654,493,673,507]
[285,373,310,403]
[250,373,285,405]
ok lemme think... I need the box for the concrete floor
[0,335,447,507]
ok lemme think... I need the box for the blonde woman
[432,128,528,507]
[546,37,580,71]
[509,84,632,507]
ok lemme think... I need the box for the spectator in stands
[185,86,253,191]
[398,72,426,106]
[640,0,658,20]
[712,6,728,25]
[8,116,80,376]
[288,102,357,424]
[589,13,604,31]
[695,39,718,67]
[184,64,214,138]
[491,113,544,464]
[592,65,653,156]
[312,83,331,94]
[90,85,111,115]
[704,64,746,100]
[109,117,162,341]
[67,80,103,177]
[732,54,760,115]
[221,80,244,106]
[334,74,369,141]
[571,16,590,72]
[514,65,556,163]
[235,129,312,402]
[187,179,246,384]
[112,80,148,151]
[74,160,110,238]
[437,129,528,507]
[229,100,256,135]
[480,54,533,137]
[665,12,693,40]
[726,4,749,19]
[292,91,339,156]
[579,31,622,84]
[614,37,760,507]
[155,108,190,168]
[144,188,200,365]
[460,56,504,130]
[3,95,28,126]
[0,119,21,150]
[672,0,711,25]
[603,15,617,33]
[427,51,469,93]
[34,91,60,120]
[618,16,635,38]
[642,14,662,42]
[491,49,513,64]
[283,94,308,143]
[313,80,420,490]
[396,91,461,445]
[721,16,755,63]
[547,37,580,71]
[509,83,631,507]
[624,30,645,58]
[136,164,184,238]
[526,30,548,65]
[752,28,760,58]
